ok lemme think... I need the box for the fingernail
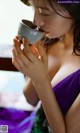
[22,38,25,43]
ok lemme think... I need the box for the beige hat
[20,0,31,6]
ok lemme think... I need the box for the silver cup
[18,19,44,45]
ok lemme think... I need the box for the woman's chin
[45,33,63,40]
[45,34,57,39]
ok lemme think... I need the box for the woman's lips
[45,31,49,34]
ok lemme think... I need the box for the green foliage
[32,106,48,133]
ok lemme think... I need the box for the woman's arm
[12,37,65,133]
[23,78,39,106]
[65,94,80,133]
[23,44,41,106]
[33,74,65,133]
[23,49,60,106]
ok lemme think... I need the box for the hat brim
[20,0,31,6]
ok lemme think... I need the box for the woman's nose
[33,16,44,28]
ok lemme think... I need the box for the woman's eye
[35,8,51,16]
[39,13,50,16]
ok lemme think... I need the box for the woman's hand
[12,36,48,82]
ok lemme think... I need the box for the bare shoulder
[65,94,80,133]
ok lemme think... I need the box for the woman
[12,0,80,133]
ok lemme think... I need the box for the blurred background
[0,0,35,111]
[0,0,34,45]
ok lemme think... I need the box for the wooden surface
[0,44,18,71]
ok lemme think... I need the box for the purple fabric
[0,69,80,133]
[0,107,36,133]
[53,69,80,114]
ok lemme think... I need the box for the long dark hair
[48,0,80,55]
[20,0,80,55]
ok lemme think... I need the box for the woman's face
[32,0,74,39]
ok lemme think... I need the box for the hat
[20,0,31,6]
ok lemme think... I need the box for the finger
[23,38,39,62]
[13,37,21,47]
[15,35,19,39]
[12,46,25,68]
[15,35,23,44]
[13,39,32,67]
[12,47,25,72]
[23,48,39,63]
[37,42,47,62]
[22,38,30,53]
[12,57,23,72]
[30,45,40,58]
[12,47,31,76]
[12,36,19,41]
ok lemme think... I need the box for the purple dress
[32,69,80,133]
[0,69,80,133]
[0,107,36,133]
[53,69,80,114]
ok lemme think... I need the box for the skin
[12,0,80,132]
[33,0,74,39]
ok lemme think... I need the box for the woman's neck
[60,29,74,50]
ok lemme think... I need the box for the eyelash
[35,9,51,16]
[39,13,50,16]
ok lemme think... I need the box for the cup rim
[21,19,44,34]
[21,19,38,32]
